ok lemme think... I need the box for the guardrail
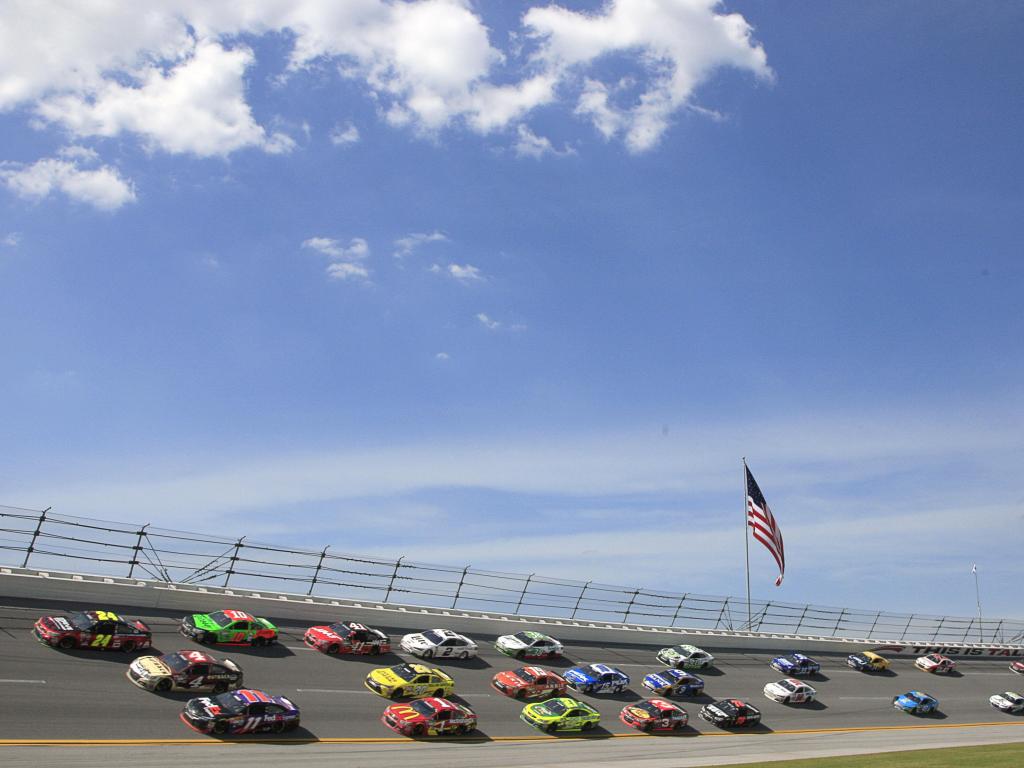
[2,504,1021,645]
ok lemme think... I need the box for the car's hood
[496,635,526,649]
[564,668,593,683]
[130,656,171,677]
[306,626,341,642]
[190,614,220,631]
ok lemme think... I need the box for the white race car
[763,678,817,704]
[400,629,478,659]
[494,631,563,659]
[989,691,1024,714]
[914,653,956,674]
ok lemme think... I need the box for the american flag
[746,464,785,586]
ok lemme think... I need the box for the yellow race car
[847,650,890,672]
[365,662,455,699]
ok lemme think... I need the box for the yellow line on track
[2,721,1024,746]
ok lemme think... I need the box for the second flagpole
[743,457,751,628]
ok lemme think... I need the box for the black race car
[181,688,300,735]
[698,698,762,727]
[128,650,242,693]
[33,609,151,652]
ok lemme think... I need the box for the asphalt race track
[1,597,1022,767]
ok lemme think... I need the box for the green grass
[715,742,1024,768]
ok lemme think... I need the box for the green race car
[520,696,600,733]
[180,609,278,646]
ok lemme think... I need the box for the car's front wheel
[327,644,340,655]
[459,651,469,660]
[58,637,75,650]
[392,688,405,699]
[212,721,228,735]
[422,649,433,659]
[155,678,172,692]
[545,723,558,733]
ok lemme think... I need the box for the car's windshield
[515,667,538,683]
[163,654,192,673]
[852,653,868,662]
[422,630,446,644]
[906,693,922,703]
[67,612,93,630]
[329,623,353,637]
[390,664,418,682]
[636,702,662,717]
[512,632,535,644]
[212,692,247,714]
[410,700,437,717]
[778,680,798,692]
[926,654,941,662]
[541,700,569,716]
[208,611,231,627]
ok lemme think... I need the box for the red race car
[304,621,390,655]
[491,666,567,699]
[1010,660,1024,675]
[33,609,151,652]
[381,697,477,737]
[915,653,956,674]
[619,699,688,732]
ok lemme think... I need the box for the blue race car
[564,663,630,694]
[770,653,821,676]
[642,668,705,696]
[893,691,938,715]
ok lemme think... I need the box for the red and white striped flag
[746,464,785,586]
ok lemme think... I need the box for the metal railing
[2,504,1020,644]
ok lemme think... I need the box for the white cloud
[447,263,483,282]
[514,124,574,159]
[330,122,360,145]
[0,1,769,159]
[303,235,370,281]
[435,352,450,361]
[476,312,500,330]
[394,231,447,258]
[2,232,20,247]
[302,236,369,260]
[326,261,370,281]
[35,40,292,157]
[1,156,135,211]
[525,0,772,151]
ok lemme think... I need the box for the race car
[492,666,568,699]
[1011,661,1024,675]
[656,644,715,670]
[400,629,477,659]
[304,620,390,655]
[847,651,890,672]
[33,609,151,652]
[763,678,817,704]
[619,699,688,732]
[520,696,601,733]
[770,653,821,676]
[564,663,630,694]
[180,610,278,646]
[364,663,455,699]
[494,631,563,659]
[915,653,956,674]
[989,691,1024,714]
[642,668,704,697]
[180,688,300,735]
[699,699,762,728]
[892,690,938,714]
[381,697,477,737]
[128,650,242,693]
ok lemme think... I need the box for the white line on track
[0,679,46,684]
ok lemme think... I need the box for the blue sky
[1,1,1021,620]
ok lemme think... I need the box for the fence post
[933,616,946,643]
[127,523,150,579]
[716,598,731,630]
[990,619,1003,644]
[794,605,809,634]
[833,608,847,636]
[307,546,330,596]
[868,610,882,638]
[515,574,534,615]
[623,589,640,623]
[571,581,592,620]
[900,613,915,640]
[223,536,246,588]
[21,506,52,568]
[451,565,471,609]
[384,556,405,604]
[670,594,688,627]
[756,602,772,632]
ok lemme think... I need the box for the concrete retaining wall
[3,566,1021,658]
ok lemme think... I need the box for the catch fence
[2,504,1020,644]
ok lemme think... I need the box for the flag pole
[743,457,751,628]
[973,564,983,642]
